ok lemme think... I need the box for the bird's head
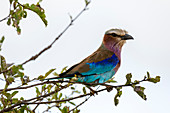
[103,28,134,57]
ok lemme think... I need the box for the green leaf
[20,105,27,112]
[134,86,147,100]
[7,76,14,84]
[1,95,7,108]
[62,106,69,113]
[0,36,5,43]
[18,65,24,70]
[47,84,52,93]
[114,97,119,106]
[3,92,11,99]
[20,97,24,100]
[52,93,58,100]
[72,90,81,95]
[12,98,19,104]
[70,87,75,90]
[114,87,122,106]
[69,101,76,106]
[35,87,41,97]
[42,84,46,92]
[73,109,80,113]
[148,76,160,83]
[61,66,68,74]
[38,0,43,3]
[23,3,48,26]
[82,87,86,94]
[11,91,18,97]
[134,80,139,84]
[17,26,21,35]
[147,72,150,78]
[84,0,90,6]
[125,73,132,85]
[53,72,59,76]
[11,65,19,75]
[45,68,56,78]
[0,55,7,72]
[23,11,27,18]
[59,93,63,99]
[9,0,13,4]
[7,18,11,25]
[0,36,4,51]
[37,75,44,80]
[107,79,117,83]
[68,13,73,21]
[155,76,160,82]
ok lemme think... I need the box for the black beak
[121,34,134,40]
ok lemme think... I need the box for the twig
[0,3,12,22]
[0,76,148,113]
[0,1,89,75]
[20,88,106,105]
[32,89,44,112]
[68,96,90,112]
[0,14,10,22]
[42,104,57,113]
[20,3,89,65]
[1,88,93,113]
[0,78,147,93]
[0,84,70,113]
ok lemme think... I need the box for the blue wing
[45,51,119,83]
[81,54,119,75]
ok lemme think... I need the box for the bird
[45,28,133,84]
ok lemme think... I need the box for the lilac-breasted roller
[45,28,133,83]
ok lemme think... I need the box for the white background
[0,0,170,113]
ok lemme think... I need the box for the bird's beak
[121,34,134,40]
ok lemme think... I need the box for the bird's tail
[43,74,76,81]
[43,73,93,81]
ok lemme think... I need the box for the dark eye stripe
[110,33,120,37]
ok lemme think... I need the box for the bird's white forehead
[105,28,128,36]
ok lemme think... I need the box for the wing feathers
[59,49,119,77]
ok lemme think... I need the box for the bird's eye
[110,33,119,37]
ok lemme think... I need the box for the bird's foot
[106,86,113,92]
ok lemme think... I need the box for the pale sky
[0,0,170,113]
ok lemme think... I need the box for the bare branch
[20,3,90,65]
[0,3,11,22]
[0,2,90,75]
[0,14,10,23]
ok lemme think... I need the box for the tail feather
[43,74,76,81]
[43,73,95,81]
